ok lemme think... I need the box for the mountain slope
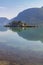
[10,7,43,25]
[0,17,9,26]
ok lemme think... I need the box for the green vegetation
[5,21,29,27]
[4,21,36,27]
[9,27,30,32]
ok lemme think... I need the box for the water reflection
[0,27,8,32]
[9,27,43,42]
[9,27,29,32]
[0,27,43,65]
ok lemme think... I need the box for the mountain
[10,7,43,25]
[1,7,43,26]
[0,27,8,32]
[0,17,9,26]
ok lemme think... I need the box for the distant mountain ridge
[0,7,43,26]
[10,7,43,25]
[0,17,9,26]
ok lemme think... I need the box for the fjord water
[0,27,43,65]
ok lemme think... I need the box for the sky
[0,0,43,19]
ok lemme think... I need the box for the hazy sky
[0,0,43,19]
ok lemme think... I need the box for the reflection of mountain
[0,27,8,32]
[9,27,29,32]
[10,27,43,42]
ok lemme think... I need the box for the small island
[4,21,36,27]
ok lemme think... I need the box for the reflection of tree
[9,27,29,32]
[9,27,43,42]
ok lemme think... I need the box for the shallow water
[0,27,43,65]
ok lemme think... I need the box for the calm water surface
[0,27,43,65]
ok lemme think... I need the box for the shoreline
[4,25,37,27]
